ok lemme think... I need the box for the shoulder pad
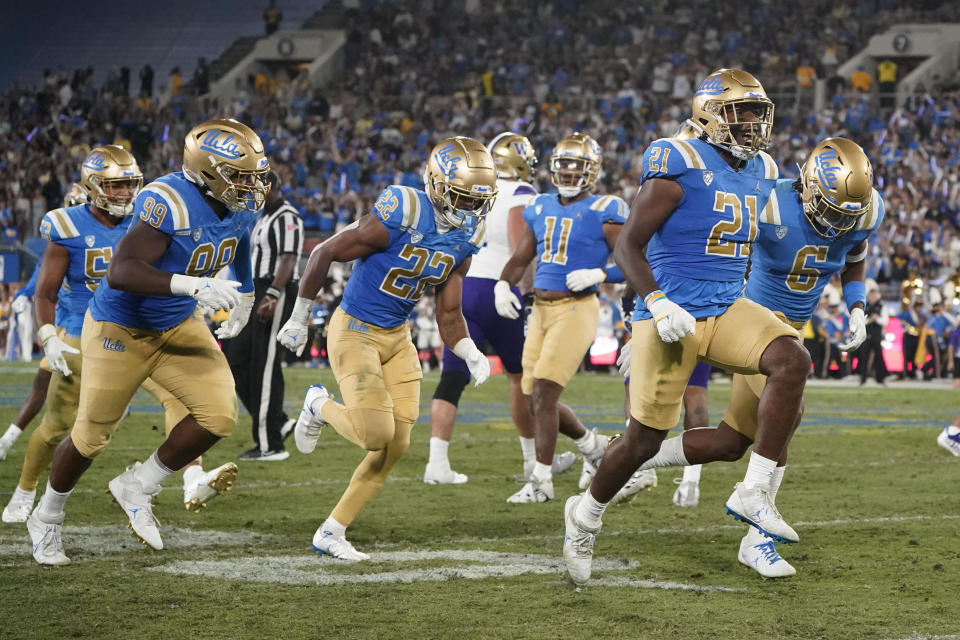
[40,208,80,241]
[589,194,629,222]
[641,138,704,183]
[138,180,191,232]
[373,185,423,231]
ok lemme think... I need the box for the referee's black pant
[223,279,298,452]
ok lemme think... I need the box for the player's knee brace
[432,370,470,406]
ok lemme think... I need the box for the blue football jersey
[89,172,258,331]
[39,204,132,336]
[523,193,628,292]
[745,180,885,323]
[340,185,485,329]
[634,137,779,321]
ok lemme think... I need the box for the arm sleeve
[17,262,42,298]
[372,185,412,242]
[232,232,254,294]
[135,186,178,236]
[604,263,624,283]
[640,139,688,184]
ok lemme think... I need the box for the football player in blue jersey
[494,132,627,504]
[277,137,496,560]
[26,121,267,564]
[422,132,578,484]
[563,69,813,584]
[610,137,882,577]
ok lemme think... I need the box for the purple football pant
[441,277,524,375]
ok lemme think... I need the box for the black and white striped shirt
[251,201,304,281]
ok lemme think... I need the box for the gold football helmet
[800,137,874,237]
[487,132,537,182]
[550,132,602,198]
[675,119,700,140]
[63,183,88,207]
[182,118,270,212]
[690,69,774,160]
[78,146,142,217]
[424,136,498,229]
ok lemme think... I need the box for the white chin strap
[558,186,582,198]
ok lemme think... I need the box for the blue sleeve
[39,209,71,242]
[135,186,178,236]
[598,196,629,224]
[640,139,688,184]
[604,263,624,283]
[232,232,254,294]
[17,262,41,298]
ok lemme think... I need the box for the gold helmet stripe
[143,183,190,230]
[398,186,421,229]
[856,188,882,231]
[759,189,781,225]
[49,208,80,239]
[758,151,779,179]
[669,139,705,170]
[469,218,487,248]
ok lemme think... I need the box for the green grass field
[1,362,958,640]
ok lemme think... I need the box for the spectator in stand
[877,59,898,108]
[851,65,873,93]
[264,1,282,35]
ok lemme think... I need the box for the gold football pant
[322,308,422,526]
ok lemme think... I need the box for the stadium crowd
[2,0,960,380]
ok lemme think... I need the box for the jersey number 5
[706,192,758,258]
[381,244,455,301]
[786,245,830,292]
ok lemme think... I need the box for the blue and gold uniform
[72,172,256,457]
[627,136,799,430]
[723,181,885,437]
[521,192,627,393]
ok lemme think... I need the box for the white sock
[134,451,174,492]
[531,461,552,483]
[1,424,22,443]
[770,465,786,502]
[321,516,346,538]
[574,429,598,455]
[638,435,689,471]
[575,490,607,529]
[13,486,36,502]
[37,480,71,524]
[682,464,702,484]
[947,425,960,437]
[519,436,536,463]
[182,464,204,488]
[427,437,450,466]
[744,451,778,487]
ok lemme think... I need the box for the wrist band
[644,290,666,309]
[842,281,866,309]
[265,286,281,300]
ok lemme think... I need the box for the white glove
[170,274,241,313]
[453,338,490,386]
[617,340,631,377]
[11,296,29,314]
[839,307,867,352]
[38,323,79,377]
[566,268,606,292]
[277,296,313,356]
[215,292,255,339]
[645,291,696,343]
[494,280,522,320]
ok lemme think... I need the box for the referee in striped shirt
[225,171,304,461]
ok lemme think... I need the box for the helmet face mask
[424,137,498,230]
[800,137,874,238]
[487,132,537,182]
[691,69,774,160]
[79,146,143,217]
[182,119,270,213]
[549,132,601,198]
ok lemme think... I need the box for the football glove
[565,268,606,292]
[170,274,241,313]
[277,296,313,356]
[494,280,521,320]
[616,340,631,377]
[453,338,490,386]
[838,307,866,352]
[645,290,696,343]
[38,323,79,377]
[11,295,29,315]
[214,292,255,339]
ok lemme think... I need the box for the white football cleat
[609,469,658,505]
[578,432,608,490]
[312,528,370,562]
[563,495,600,585]
[2,488,35,523]
[108,463,163,550]
[738,527,796,578]
[937,426,960,456]
[183,462,238,512]
[725,482,798,544]
[295,384,330,454]
[423,463,468,485]
[521,451,578,482]
[672,478,700,508]
[507,476,554,503]
[26,509,70,566]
